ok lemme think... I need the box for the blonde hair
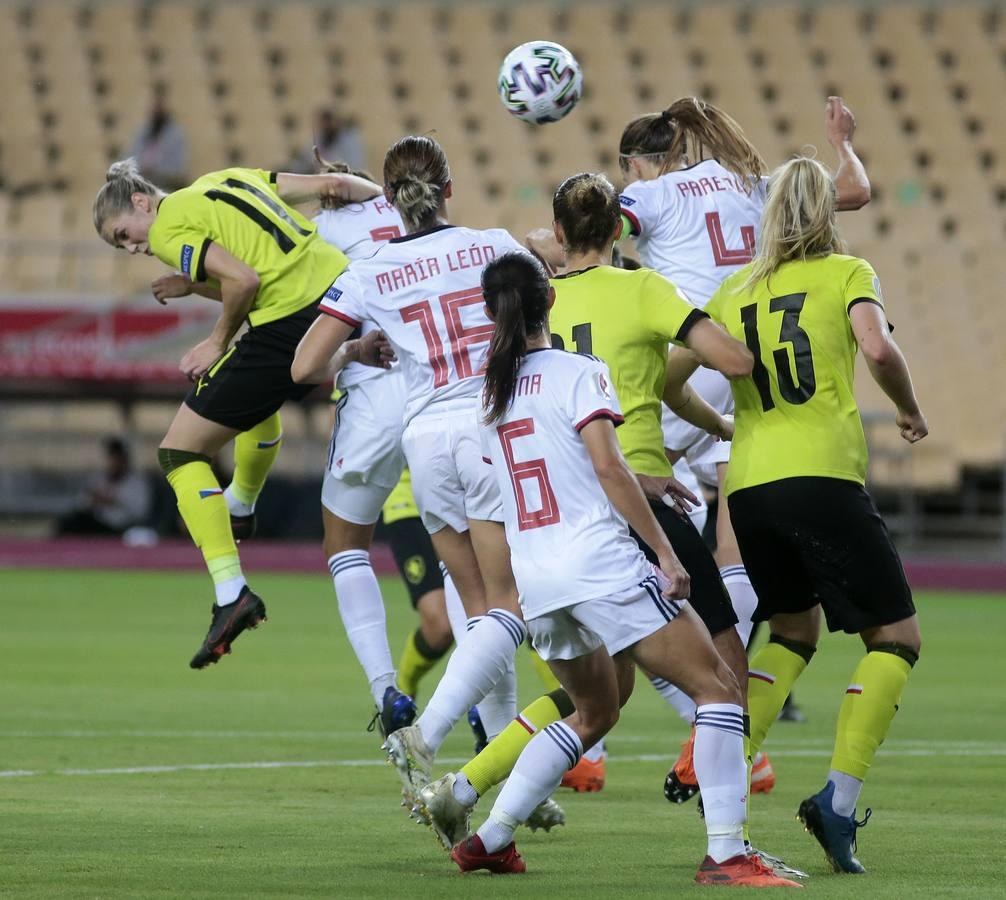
[620,97,767,192]
[743,156,845,290]
[93,158,160,236]
[383,135,450,231]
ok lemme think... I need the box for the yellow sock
[831,650,913,780]
[528,647,561,691]
[748,637,813,756]
[397,628,447,699]
[166,459,242,588]
[230,412,283,507]
[462,691,567,795]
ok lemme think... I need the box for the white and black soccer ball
[497,41,583,125]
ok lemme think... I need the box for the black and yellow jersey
[382,468,420,525]
[149,168,348,327]
[706,253,884,494]
[549,265,707,477]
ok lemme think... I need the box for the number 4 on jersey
[706,212,755,267]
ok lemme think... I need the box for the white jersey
[314,200,407,389]
[319,224,526,423]
[479,348,654,618]
[619,159,768,307]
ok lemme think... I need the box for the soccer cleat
[416,773,472,850]
[560,754,606,793]
[450,835,526,875]
[797,783,871,874]
[229,512,256,542]
[664,728,699,803]
[525,796,565,833]
[383,724,433,806]
[749,849,809,880]
[695,853,803,888]
[751,752,776,795]
[189,586,267,669]
[368,686,417,740]
[468,706,488,754]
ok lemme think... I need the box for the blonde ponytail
[743,156,845,291]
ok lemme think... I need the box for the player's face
[101,197,156,255]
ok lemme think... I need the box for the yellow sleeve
[844,257,884,313]
[638,270,709,346]
[148,193,214,281]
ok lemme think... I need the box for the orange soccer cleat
[560,755,606,793]
[750,752,776,795]
[664,726,699,803]
[695,853,803,888]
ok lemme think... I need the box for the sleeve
[317,268,368,326]
[148,195,214,283]
[639,270,709,346]
[618,179,667,239]
[250,168,279,192]
[844,258,884,313]
[567,359,625,432]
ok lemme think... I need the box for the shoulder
[619,177,661,206]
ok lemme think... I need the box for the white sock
[474,655,517,740]
[478,722,582,853]
[828,769,864,818]
[693,703,748,864]
[720,566,759,648]
[223,484,255,518]
[452,772,479,806]
[440,566,469,643]
[649,674,697,724]
[328,550,396,705]
[583,739,606,763]
[415,608,525,754]
[214,576,245,607]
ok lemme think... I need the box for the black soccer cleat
[189,586,267,669]
[230,513,257,542]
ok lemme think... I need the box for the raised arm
[849,301,927,442]
[825,96,871,211]
[178,243,259,380]
[579,418,690,599]
[274,172,383,207]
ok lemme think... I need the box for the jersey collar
[389,223,456,243]
[552,265,601,280]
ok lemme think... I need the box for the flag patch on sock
[846,684,864,695]
[256,434,283,449]
[198,488,224,499]
[749,669,776,684]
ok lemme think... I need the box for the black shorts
[728,477,915,635]
[185,304,320,432]
[386,516,444,608]
[629,502,738,636]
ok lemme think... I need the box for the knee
[322,513,371,555]
[868,640,921,667]
[157,448,209,477]
[715,660,743,707]
[577,703,619,739]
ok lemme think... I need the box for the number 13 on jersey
[740,292,817,412]
[400,287,494,388]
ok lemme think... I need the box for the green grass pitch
[1,569,1003,898]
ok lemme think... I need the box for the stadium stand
[0,1,1003,505]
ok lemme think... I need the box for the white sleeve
[317,269,368,327]
[566,359,625,433]
[619,179,670,239]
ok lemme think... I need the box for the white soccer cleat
[416,773,473,850]
[382,724,433,807]
[525,796,566,833]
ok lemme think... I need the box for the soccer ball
[497,41,583,125]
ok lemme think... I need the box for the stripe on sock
[695,710,746,738]
[749,669,776,684]
[328,551,371,577]
[465,616,484,632]
[486,609,526,649]
[256,434,283,449]
[719,565,747,579]
[846,684,864,695]
[515,715,535,735]
[543,723,581,768]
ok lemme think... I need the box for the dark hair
[619,97,767,191]
[552,172,621,255]
[314,147,376,210]
[481,252,551,423]
[383,135,451,231]
[611,245,641,270]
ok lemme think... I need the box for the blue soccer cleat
[797,782,872,874]
[368,686,417,739]
[468,706,488,754]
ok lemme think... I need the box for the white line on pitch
[3,746,1006,780]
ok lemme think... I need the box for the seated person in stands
[56,437,152,537]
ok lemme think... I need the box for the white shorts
[662,366,733,488]
[401,401,503,534]
[321,370,407,526]
[528,574,688,661]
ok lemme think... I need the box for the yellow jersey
[149,167,348,327]
[706,253,885,494]
[549,266,707,477]
[382,468,420,525]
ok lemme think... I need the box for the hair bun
[105,158,140,182]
